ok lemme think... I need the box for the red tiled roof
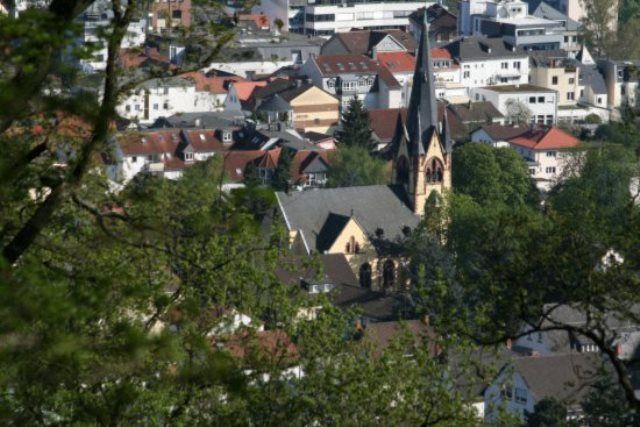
[509,127,580,150]
[431,47,452,60]
[232,81,268,101]
[238,13,270,29]
[221,150,270,182]
[220,329,298,365]
[118,130,181,156]
[291,150,330,183]
[314,54,380,76]
[119,47,171,69]
[183,129,236,152]
[377,52,416,73]
[180,72,245,94]
[369,108,406,142]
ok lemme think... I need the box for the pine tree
[336,96,373,149]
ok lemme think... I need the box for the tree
[505,98,532,126]
[452,143,538,208]
[327,145,387,187]
[525,398,570,427]
[580,0,618,57]
[271,148,292,191]
[335,96,373,149]
[582,379,639,426]
[273,18,284,32]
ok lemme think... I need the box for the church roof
[405,17,439,156]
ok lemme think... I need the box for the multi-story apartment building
[459,0,567,51]
[530,52,579,108]
[471,84,557,125]
[149,0,192,34]
[444,37,529,93]
[300,53,403,109]
[253,0,434,36]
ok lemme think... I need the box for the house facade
[149,0,192,34]
[471,84,557,125]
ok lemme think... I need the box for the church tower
[391,16,452,216]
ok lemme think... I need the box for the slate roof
[409,4,457,33]
[529,1,580,31]
[474,124,530,141]
[579,64,607,95]
[313,54,380,76]
[321,30,417,56]
[444,37,526,61]
[275,185,419,254]
[256,94,292,113]
[449,101,504,123]
[512,353,607,406]
[150,111,245,129]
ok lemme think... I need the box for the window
[501,62,508,69]
[564,36,569,43]
[546,167,557,174]
[515,388,527,404]
[131,156,137,163]
[501,385,513,400]
[382,260,395,289]
[147,155,153,161]
[513,61,521,69]
[222,131,232,142]
[552,76,558,85]
[529,97,536,103]
[463,71,470,78]
[359,263,372,288]
[529,168,535,175]
[342,81,356,91]
[538,96,545,103]
[163,87,169,95]
[172,10,181,18]
[135,104,142,111]
[546,115,554,125]
[567,92,575,100]
[327,80,335,88]
[185,152,193,161]
[346,236,360,254]
[163,102,169,110]
[125,105,131,112]
[597,97,603,105]
[537,332,543,343]
[153,103,159,110]
[569,77,575,84]
[546,151,557,157]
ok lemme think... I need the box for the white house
[117,76,223,125]
[470,84,557,125]
[443,37,529,94]
[300,53,402,110]
[484,353,607,423]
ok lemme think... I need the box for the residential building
[225,80,269,110]
[408,4,458,46]
[233,32,324,65]
[299,53,403,110]
[527,1,580,57]
[529,51,580,107]
[514,303,640,360]
[256,82,340,133]
[108,128,239,182]
[149,0,192,34]
[320,29,417,57]
[390,18,453,214]
[443,37,529,93]
[253,0,436,36]
[598,59,640,111]
[471,84,557,125]
[275,185,420,290]
[459,0,566,51]
[484,353,609,422]
[575,47,610,120]
[507,126,580,190]
[75,0,146,72]
[117,76,222,125]
[470,123,529,147]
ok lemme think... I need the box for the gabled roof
[529,1,580,31]
[291,150,330,182]
[579,64,607,94]
[475,124,530,142]
[509,127,580,150]
[231,81,268,101]
[449,101,504,123]
[313,54,380,76]
[512,353,607,406]
[180,71,245,94]
[275,185,419,254]
[444,37,526,61]
[256,94,292,112]
[364,320,438,356]
[321,30,417,56]
[377,52,416,73]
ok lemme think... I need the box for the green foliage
[272,148,293,191]
[584,113,602,124]
[582,379,639,426]
[327,145,387,187]
[335,97,373,149]
[452,143,538,207]
[525,398,570,427]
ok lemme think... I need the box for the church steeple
[405,14,438,155]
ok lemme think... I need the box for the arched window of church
[426,157,444,184]
[426,168,432,183]
[396,155,410,186]
[346,236,359,254]
[359,263,372,288]
[345,242,351,253]
[383,260,395,289]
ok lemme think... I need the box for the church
[276,20,453,291]
[391,17,453,215]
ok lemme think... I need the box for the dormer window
[185,152,193,161]
[199,134,205,141]
[222,131,232,143]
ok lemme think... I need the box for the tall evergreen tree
[335,96,372,149]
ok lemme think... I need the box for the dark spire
[405,12,438,154]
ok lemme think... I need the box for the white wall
[117,83,207,124]
[471,87,557,125]
[484,371,535,423]
[460,58,529,92]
